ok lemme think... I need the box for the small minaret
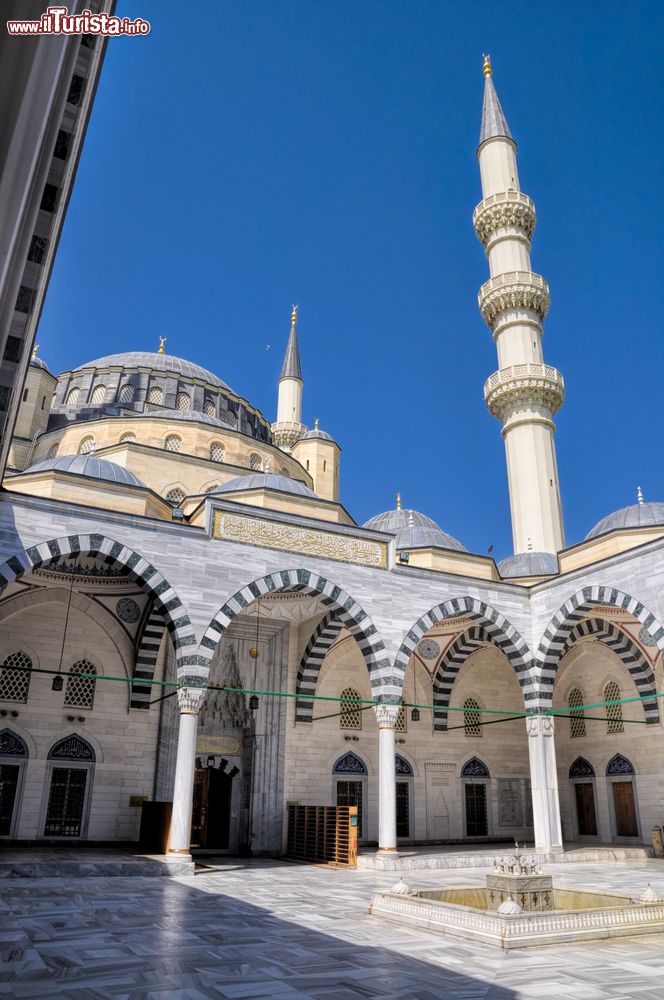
[474,56,565,556]
[272,305,306,450]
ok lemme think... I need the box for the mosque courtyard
[2,857,664,998]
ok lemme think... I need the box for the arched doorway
[191,758,238,849]
[396,753,413,839]
[42,735,95,838]
[0,729,28,838]
[569,757,597,837]
[607,754,640,840]
[332,752,367,840]
[461,757,491,838]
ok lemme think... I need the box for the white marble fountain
[369,842,664,949]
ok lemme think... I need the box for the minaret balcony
[271,420,306,450]
[478,271,550,328]
[473,191,536,247]
[484,363,564,422]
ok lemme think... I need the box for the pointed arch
[395,597,534,706]
[432,624,497,731]
[569,756,594,778]
[0,534,196,672]
[131,604,167,709]
[200,569,391,699]
[295,611,344,722]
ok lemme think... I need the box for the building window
[15,285,36,313]
[64,660,96,710]
[203,398,216,416]
[225,410,237,428]
[90,384,106,404]
[463,697,482,737]
[0,730,28,838]
[3,336,22,363]
[40,183,59,213]
[78,436,95,455]
[66,73,86,107]
[166,487,186,506]
[569,688,586,738]
[175,392,191,411]
[53,128,72,159]
[120,432,136,444]
[395,705,407,733]
[47,444,59,459]
[604,680,624,734]
[147,386,163,405]
[340,687,362,730]
[44,735,95,838]
[204,483,220,493]
[164,434,181,453]
[41,395,46,409]
[249,453,261,471]
[66,387,80,405]
[22,388,28,402]
[27,235,48,264]
[0,651,32,703]
[209,442,224,462]
[117,383,134,403]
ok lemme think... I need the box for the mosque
[1,59,663,859]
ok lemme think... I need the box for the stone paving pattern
[3,859,664,998]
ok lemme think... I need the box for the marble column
[168,686,205,856]
[527,714,563,853]
[374,704,400,854]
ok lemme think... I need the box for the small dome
[74,352,233,392]
[498,551,558,578]
[300,427,334,442]
[212,473,319,498]
[363,508,467,552]
[133,408,235,430]
[23,455,146,488]
[30,356,50,372]
[586,501,664,540]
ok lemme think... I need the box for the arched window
[175,391,191,411]
[90,384,106,404]
[147,386,163,405]
[461,757,490,778]
[463,697,481,737]
[204,483,220,493]
[47,443,59,459]
[164,434,181,453]
[606,753,634,776]
[44,735,95,837]
[225,410,237,428]
[120,432,136,444]
[0,651,32,703]
[64,659,97,710]
[569,757,595,778]
[604,680,624,734]
[395,705,407,733]
[203,398,216,416]
[210,442,224,462]
[117,383,134,403]
[339,687,361,730]
[65,386,80,405]
[166,487,186,506]
[78,436,95,455]
[569,688,586,738]
[0,730,28,837]
[249,453,261,471]
[333,752,366,775]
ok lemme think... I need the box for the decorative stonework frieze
[484,364,564,423]
[271,420,306,450]
[478,271,550,327]
[473,191,536,247]
[213,511,387,568]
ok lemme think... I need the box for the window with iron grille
[166,487,186,506]
[568,687,586,737]
[27,235,48,264]
[90,385,106,404]
[78,436,95,455]
[175,392,191,411]
[395,705,407,733]
[225,410,237,427]
[0,651,32,703]
[64,660,96,710]
[147,386,163,404]
[464,697,482,737]
[604,680,624,734]
[210,442,224,462]
[164,435,181,453]
[118,384,134,403]
[120,432,136,444]
[204,483,220,493]
[47,444,59,459]
[66,387,80,405]
[203,398,216,416]
[44,767,87,837]
[249,453,261,470]
[340,687,362,730]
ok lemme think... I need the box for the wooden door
[574,782,597,836]
[613,781,638,838]
[465,783,488,837]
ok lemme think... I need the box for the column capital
[527,713,555,736]
[177,685,206,714]
[374,703,400,729]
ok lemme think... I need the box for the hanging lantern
[51,674,63,692]
[249,694,259,711]
[410,707,420,722]
[248,647,259,659]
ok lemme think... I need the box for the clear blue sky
[37,0,663,560]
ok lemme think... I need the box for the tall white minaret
[474,56,565,556]
[272,305,306,450]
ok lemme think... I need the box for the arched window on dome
[339,687,362,730]
[0,651,32,703]
[175,391,191,412]
[120,432,136,444]
[225,409,237,428]
[164,434,181,453]
[204,483,220,493]
[463,698,481,737]
[249,453,261,471]
[166,487,186,506]
[78,436,95,455]
[90,384,106,405]
[47,443,59,459]
[604,680,624,734]
[65,659,97,710]
[203,398,216,417]
[147,386,163,405]
[210,442,224,463]
[117,383,135,404]
[65,386,80,405]
[569,688,586,738]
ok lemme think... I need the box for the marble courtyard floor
[2,858,664,999]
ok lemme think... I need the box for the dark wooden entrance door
[613,781,638,837]
[191,768,233,849]
[396,781,410,838]
[574,782,597,836]
[0,764,19,836]
[336,780,363,838]
[465,783,488,837]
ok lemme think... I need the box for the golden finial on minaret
[396,492,401,511]
[291,304,298,326]
[483,54,492,77]
[32,344,38,360]
[158,336,167,355]
[314,417,319,430]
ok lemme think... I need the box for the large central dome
[74,352,233,392]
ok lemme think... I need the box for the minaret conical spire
[272,305,306,450]
[280,305,302,381]
[478,55,513,150]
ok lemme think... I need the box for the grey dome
[363,508,467,552]
[74,352,233,392]
[30,356,50,372]
[586,502,664,540]
[212,473,318,498]
[23,455,146,488]
[133,408,235,430]
[498,551,558,578]
[300,427,335,442]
